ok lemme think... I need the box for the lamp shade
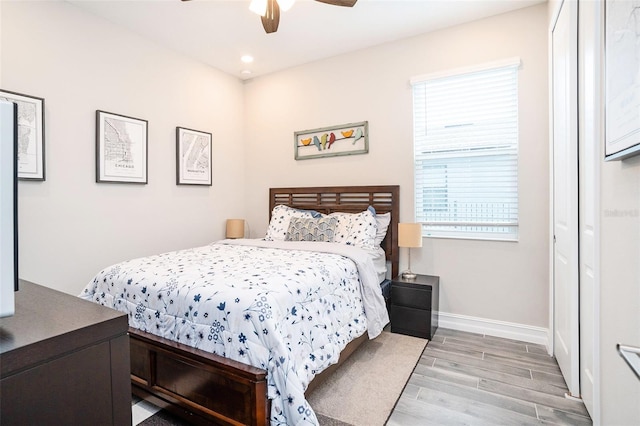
[226,219,245,239]
[398,223,423,248]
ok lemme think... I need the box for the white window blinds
[411,59,520,241]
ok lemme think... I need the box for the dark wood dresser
[390,274,439,339]
[0,280,131,425]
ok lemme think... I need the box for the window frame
[411,58,521,242]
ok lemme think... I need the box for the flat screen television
[0,99,18,318]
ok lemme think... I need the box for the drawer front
[392,285,431,310]
[390,305,431,339]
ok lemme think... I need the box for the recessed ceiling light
[241,55,254,64]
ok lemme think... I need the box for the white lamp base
[401,270,417,280]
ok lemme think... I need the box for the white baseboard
[438,311,550,350]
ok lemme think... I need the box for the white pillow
[344,209,378,249]
[324,209,378,248]
[374,212,391,246]
[265,205,315,241]
[326,212,354,243]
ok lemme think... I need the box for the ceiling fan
[181,0,358,34]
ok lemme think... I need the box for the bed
[81,185,399,426]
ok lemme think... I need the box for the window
[411,59,520,241]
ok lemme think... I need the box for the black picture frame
[176,127,212,186]
[0,89,45,181]
[96,110,148,184]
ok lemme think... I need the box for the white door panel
[552,0,580,398]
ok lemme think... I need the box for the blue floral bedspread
[80,239,388,425]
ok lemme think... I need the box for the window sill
[423,234,519,243]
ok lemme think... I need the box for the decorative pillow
[374,212,391,246]
[344,209,378,248]
[265,205,315,241]
[285,217,338,242]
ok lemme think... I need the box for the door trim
[576,0,603,421]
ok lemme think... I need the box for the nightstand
[390,274,439,339]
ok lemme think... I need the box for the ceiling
[68,0,544,80]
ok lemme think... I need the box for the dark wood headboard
[269,185,400,278]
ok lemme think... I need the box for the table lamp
[398,223,422,280]
[226,219,245,239]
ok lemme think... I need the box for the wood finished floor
[387,328,592,426]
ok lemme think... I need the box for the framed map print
[96,110,148,184]
[176,127,212,186]
[0,90,45,180]
[605,0,640,161]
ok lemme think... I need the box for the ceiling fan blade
[261,0,280,33]
[314,0,357,7]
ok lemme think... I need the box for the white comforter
[80,239,389,426]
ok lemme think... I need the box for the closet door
[577,0,601,419]
[551,0,580,398]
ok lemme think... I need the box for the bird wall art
[294,121,369,160]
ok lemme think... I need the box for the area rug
[307,331,428,426]
[136,331,427,426]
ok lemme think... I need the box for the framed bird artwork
[294,121,368,160]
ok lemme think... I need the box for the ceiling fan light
[277,0,295,12]
[249,0,267,16]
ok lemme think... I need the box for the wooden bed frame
[130,185,400,425]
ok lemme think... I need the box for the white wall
[594,0,640,415]
[599,150,640,423]
[243,4,550,333]
[1,1,246,295]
